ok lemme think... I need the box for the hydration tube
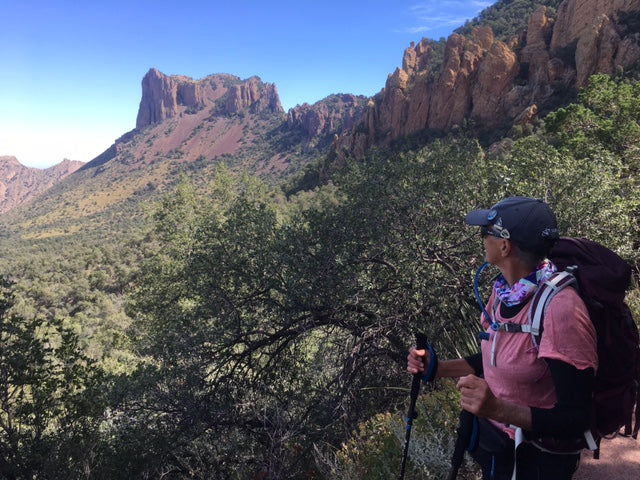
[473,262,499,340]
[473,262,493,324]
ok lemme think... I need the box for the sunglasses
[480,224,511,239]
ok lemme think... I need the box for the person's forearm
[490,398,533,431]
[530,360,594,437]
[436,358,476,378]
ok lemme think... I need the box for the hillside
[3,0,640,235]
[0,73,368,242]
[335,0,640,157]
[0,156,83,213]
[0,0,639,478]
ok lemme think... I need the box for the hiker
[407,197,598,480]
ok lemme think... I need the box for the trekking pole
[446,409,477,480]
[399,332,438,480]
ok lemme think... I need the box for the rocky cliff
[0,157,83,214]
[335,0,640,158]
[72,70,291,180]
[136,69,370,149]
[136,69,283,129]
[287,94,369,140]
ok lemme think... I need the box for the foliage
[0,276,106,478]
[456,0,563,43]
[116,139,491,478]
[315,380,479,480]
[1,72,640,478]
[541,74,640,262]
[0,235,144,372]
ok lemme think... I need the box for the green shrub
[316,380,480,479]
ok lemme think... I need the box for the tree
[539,74,640,262]
[121,137,494,479]
[0,276,105,478]
[107,76,640,479]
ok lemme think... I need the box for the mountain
[0,70,368,217]
[3,0,640,239]
[77,69,369,179]
[0,156,83,214]
[0,72,367,242]
[334,0,640,157]
[135,68,283,129]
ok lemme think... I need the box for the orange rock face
[335,0,640,158]
[136,69,283,129]
[0,156,84,213]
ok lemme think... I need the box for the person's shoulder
[546,284,590,321]
[551,284,583,303]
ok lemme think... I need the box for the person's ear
[500,239,512,257]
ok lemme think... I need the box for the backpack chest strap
[498,322,532,333]
[488,270,577,367]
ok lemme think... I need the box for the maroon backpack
[529,237,640,455]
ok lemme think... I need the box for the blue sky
[0,0,494,168]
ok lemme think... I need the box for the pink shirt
[481,287,597,435]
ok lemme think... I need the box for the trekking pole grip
[411,333,429,398]
[417,332,438,383]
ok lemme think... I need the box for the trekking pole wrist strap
[421,341,438,383]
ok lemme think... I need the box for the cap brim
[465,209,491,226]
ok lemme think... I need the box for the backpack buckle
[502,322,524,333]
[566,264,578,275]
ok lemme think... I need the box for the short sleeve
[537,288,598,371]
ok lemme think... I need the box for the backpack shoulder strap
[529,269,578,346]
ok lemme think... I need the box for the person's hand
[407,348,427,375]
[457,374,532,429]
[457,374,500,418]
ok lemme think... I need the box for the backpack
[529,237,640,455]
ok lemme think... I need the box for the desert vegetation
[0,74,638,479]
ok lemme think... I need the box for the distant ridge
[0,72,366,240]
[4,0,640,227]
[136,69,283,129]
[0,157,84,214]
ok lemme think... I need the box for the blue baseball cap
[465,197,559,252]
